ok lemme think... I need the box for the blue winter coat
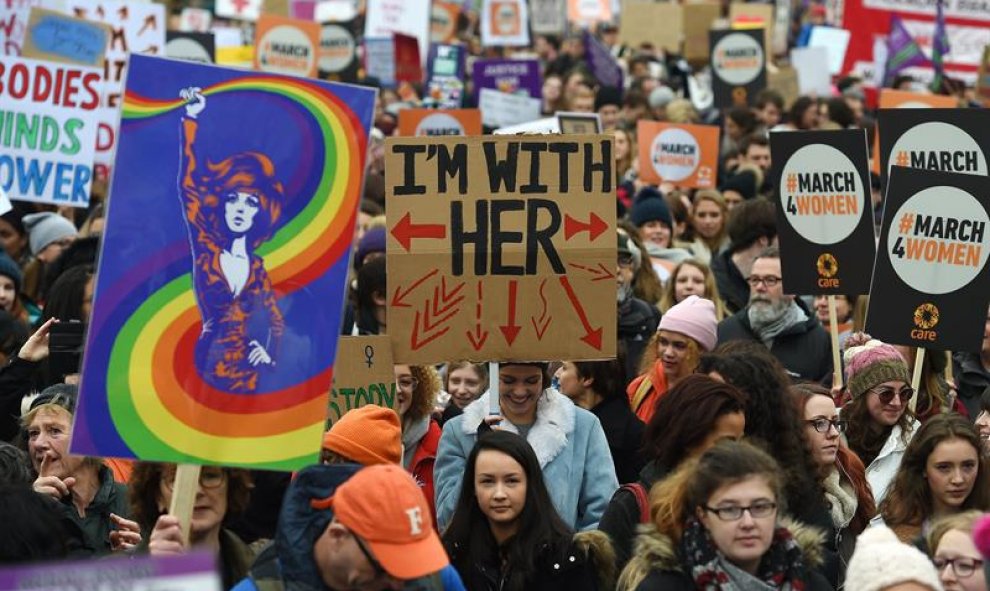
[434,389,620,532]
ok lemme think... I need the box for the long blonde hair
[658,259,727,320]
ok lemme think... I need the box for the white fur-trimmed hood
[460,389,576,467]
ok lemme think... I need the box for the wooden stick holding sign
[169,463,201,545]
[909,348,926,414]
[828,295,843,388]
[489,361,500,416]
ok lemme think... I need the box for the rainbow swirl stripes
[94,75,367,469]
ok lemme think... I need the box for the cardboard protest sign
[426,44,465,109]
[179,8,212,33]
[22,7,109,68]
[63,0,165,182]
[479,88,542,128]
[865,166,990,351]
[72,54,375,470]
[0,551,222,590]
[871,89,957,175]
[216,0,263,21]
[0,56,100,207]
[637,120,720,189]
[878,108,990,189]
[771,129,876,295]
[767,65,800,106]
[394,33,423,84]
[710,28,766,108]
[327,335,396,425]
[254,14,320,78]
[481,0,530,47]
[365,0,430,68]
[584,30,622,89]
[530,0,566,35]
[472,58,541,103]
[166,31,216,64]
[683,3,721,63]
[319,19,359,81]
[385,135,617,364]
[619,1,681,53]
[431,2,459,43]
[568,0,611,27]
[558,112,601,134]
[399,109,482,137]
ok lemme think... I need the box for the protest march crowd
[4,0,990,590]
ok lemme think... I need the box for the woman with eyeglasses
[840,336,920,506]
[618,440,832,591]
[394,363,443,528]
[879,414,990,546]
[129,463,255,590]
[792,383,876,584]
[928,511,988,591]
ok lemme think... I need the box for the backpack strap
[620,482,650,524]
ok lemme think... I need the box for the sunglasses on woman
[869,386,914,405]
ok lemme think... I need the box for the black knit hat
[720,169,758,201]
[0,251,22,294]
[630,186,672,229]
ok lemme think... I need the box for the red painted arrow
[139,14,157,35]
[530,279,552,340]
[564,213,608,241]
[499,280,521,346]
[391,213,447,252]
[231,0,251,13]
[423,296,460,332]
[568,262,616,282]
[467,281,489,350]
[558,276,603,350]
[391,269,439,308]
[410,307,450,351]
[431,276,465,317]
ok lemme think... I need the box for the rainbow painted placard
[72,55,375,470]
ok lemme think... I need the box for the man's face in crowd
[598,104,620,130]
[571,94,595,113]
[745,144,771,174]
[313,522,402,591]
[747,256,790,319]
[757,102,781,128]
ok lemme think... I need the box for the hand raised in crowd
[148,514,187,556]
[32,454,76,500]
[109,513,142,552]
[19,317,56,362]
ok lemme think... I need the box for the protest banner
[398,109,482,137]
[314,0,357,22]
[472,58,541,104]
[729,3,774,54]
[327,335,396,425]
[870,89,957,174]
[584,29,622,89]
[710,28,766,108]
[619,1,681,53]
[318,19,359,81]
[254,14,320,78]
[530,0,566,35]
[0,551,222,590]
[426,43,465,109]
[637,120,720,189]
[365,0,430,67]
[683,3,721,63]
[877,108,990,188]
[216,0,263,20]
[179,7,212,32]
[431,2,459,43]
[166,31,215,64]
[557,112,601,134]
[22,7,109,68]
[481,0,530,47]
[806,26,850,75]
[71,54,376,470]
[364,37,395,87]
[978,46,990,107]
[479,88,542,128]
[568,0,611,27]
[865,166,990,352]
[63,0,165,182]
[770,129,876,296]
[394,33,423,84]
[0,56,100,207]
[385,135,617,364]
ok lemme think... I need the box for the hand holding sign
[148,514,188,556]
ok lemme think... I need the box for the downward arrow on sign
[499,280,521,346]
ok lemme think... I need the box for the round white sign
[887,121,987,177]
[258,25,316,75]
[414,113,466,137]
[780,144,865,245]
[650,128,700,182]
[712,32,764,86]
[319,24,355,73]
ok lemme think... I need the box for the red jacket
[410,419,442,531]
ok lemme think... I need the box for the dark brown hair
[128,463,253,535]
[687,439,784,515]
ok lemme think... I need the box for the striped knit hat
[843,340,910,399]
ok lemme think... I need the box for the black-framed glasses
[703,501,777,521]
[746,275,782,288]
[869,386,914,405]
[162,467,226,490]
[352,531,387,579]
[805,418,847,434]
[934,556,984,578]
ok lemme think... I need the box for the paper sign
[770,129,877,295]
[63,0,165,182]
[479,88,542,128]
[568,0,611,27]
[1,0,46,56]
[790,46,831,95]
[431,2,459,43]
[0,551,221,590]
[530,0,566,35]
[426,43,466,109]
[710,28,766,108]
[865,166,990,351]
[72,54,375,470]
[394,32,423,83]
[398,109,482,136]
[637,120,720,189]
[472,58,542,103]
[807,26,850,76]
[729,3,773,54]
[493,116,560,135]
[0,56,100,207]
[557,111,601,134]
[584,29,621,88]
[364,37,395,87]
[314,0,356,22]
[385,135,617,363]
[23,7,109,67]
[619,1,681,53]
[216,0,263,20]
[254,14,320,78]
[481,0,530,47]
[166,31,215,63]
[683,3,721,63]
[327,335,396,425]
[318,19,359,81]
[365,0,430,67]
[179,7,212,32]
[878,108,990,189]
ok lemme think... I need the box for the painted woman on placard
[178,86,285,393]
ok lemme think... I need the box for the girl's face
[926,437,980,515]
[936,529,988,591]
[640,220,671,248]
[498,365,544,422]
[0,275,15,312]
[657,330,696,380]
[614,130,630,162]
[448,366,483,409]
[723,190,744,211]
[865,380,910,427]
[542,76,562,102]
[554,361,587,400]
[698,476,778,574]
[474,449,527,529]
[0,218,26,259]
[674,264,706,302]
[224,191,260,235]
[814,295,852,325]
[693,200,723,240]
[158,466,228,539]
[803,395,841,466]
[394,365,416,417]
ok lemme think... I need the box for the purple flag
[884,14,926,86]
[930,0,951,91]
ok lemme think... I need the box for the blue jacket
[434,389,619,532]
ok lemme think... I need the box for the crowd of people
[1,0,990,590]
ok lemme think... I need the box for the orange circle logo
[913,303,940,330]
[816,253,838,278]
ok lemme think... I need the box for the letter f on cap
[406,507,424,535]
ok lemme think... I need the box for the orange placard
[637,120,720,189]
[567,0,612,26]
[431,2,460,43]
[871,89,957,174]
[398,109,483,136]
[254,13,320,78]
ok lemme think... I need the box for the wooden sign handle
[169,463,201,545]
[488,361,500,416]
[909,348,925,414]
[827,295,842,389]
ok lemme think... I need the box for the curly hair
[638,332,700,377]
[204,152,283,249]
[406,365,442,424]
[658,259,727,320]
[128,462,253,536]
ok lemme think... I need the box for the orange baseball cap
[313,464,449,579]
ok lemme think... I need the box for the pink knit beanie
[843,340,910,399]
[658,295,718,351]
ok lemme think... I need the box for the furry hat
[845,526,942,591]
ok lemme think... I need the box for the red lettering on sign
[499,280,521,346]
